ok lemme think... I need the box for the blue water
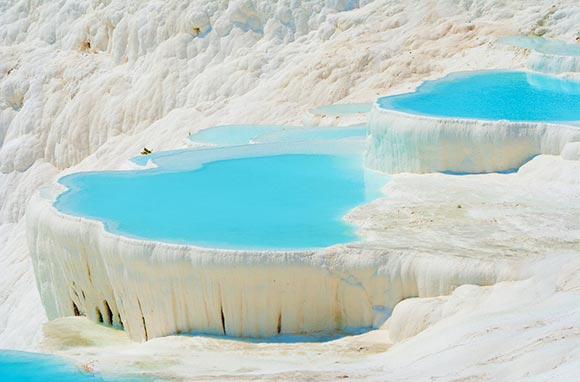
[55,154,387,250]
[186,327,370,344]
[188,125,292,146]
[498,36,580,56]
[253,125,366,143]
[130,147,195,167]
[378,71,580,122]
[311,103,372,115]
[0,350,135,382]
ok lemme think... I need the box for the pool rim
[48,139,387,254]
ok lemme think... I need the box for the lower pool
[55,152,388,250]
[0,350,127,382]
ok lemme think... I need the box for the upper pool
[188,124,291,147]
[253,124,366,144]
[377,71,580,122]
[498,36,580,56]
[311,103,372,115]
[55,144,387,250]
[188,124,366,148]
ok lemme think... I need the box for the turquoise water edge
[0,350,138,382]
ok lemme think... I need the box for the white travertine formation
[562,141,580,160]
[27,185,516,341]
[35,155,580,382]
[528,50,580,74]
[2,0,580,379]
[366,106,580,174]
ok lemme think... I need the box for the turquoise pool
[188,124,366,148]
[377,71,580,122]
[253,125,366,143]
[55,151,388,250]
[0,350,136,382]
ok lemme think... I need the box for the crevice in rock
[85,261,92,284]
[103,300,113,325]
[137,299,148,341]
[95,307,103,323]
[220,304,226,336]
[72,301,80,316]
[277,311,282,334]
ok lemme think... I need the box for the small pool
[188,124,366,148]
[55,149,387,250]
[498,36,580,56]
[377,71,580,122]
[0,350,134,382]
[189,124,291,146]
[253,124,366,143]
[311,103,372,115]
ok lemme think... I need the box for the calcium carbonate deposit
[366,71,580,174]
[2,0,580,381]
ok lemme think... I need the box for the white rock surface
[35,154,580,381]
[1,0,580,380]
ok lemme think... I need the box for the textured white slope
[0,0,526,348]
[0,221,45,349]
[1,0,580,379]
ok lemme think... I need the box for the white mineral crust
[1,0,580,380]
